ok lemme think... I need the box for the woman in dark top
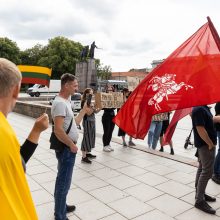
[102,85,115,152]
[102,108,115,152]
[81,88,100,163]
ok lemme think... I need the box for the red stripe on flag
[21,78,49,87]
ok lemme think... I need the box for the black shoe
[86,153,97,159]
[212,175,220,184]
[66,204,76,213]
[170,148,174,155]
[195,200,216,214]
[81,157,92,164]
[204,194,216,202]
[159,146,164,152]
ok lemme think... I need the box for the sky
[0,0,220,71]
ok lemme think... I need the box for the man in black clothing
[192,105,217,214]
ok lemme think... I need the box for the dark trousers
[195,145,215,203]
[102,114,115,147]
[54,148,76,220]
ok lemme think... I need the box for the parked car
[71,93,82,111]
[49,93,82,112]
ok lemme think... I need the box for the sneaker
[159,146,164,152]
[103,146,111,152]
[81,157,92,164]
[170,148,174,155]
[123,142,127,147]
[195,200,216,214]
[128,141,136,146]
[66,204,76,212]
[212,175,220,184]
[86,153,96,159]
[108,145,114,151]
[204,194,216,202]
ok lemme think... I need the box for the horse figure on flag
[147,74,193,111]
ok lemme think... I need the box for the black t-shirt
[103,108,115,116]
[215,102,220,131]
[192,106,217,148]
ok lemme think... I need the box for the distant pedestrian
[159,112,174,155]
[147,113,167,149]
[102,86,115,152]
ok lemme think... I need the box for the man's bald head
[0,58,22,98]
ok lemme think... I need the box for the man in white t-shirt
[51,73,90,220]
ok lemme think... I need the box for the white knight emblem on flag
[147,74,193,111]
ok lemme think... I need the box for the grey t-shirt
[51,96,79,142]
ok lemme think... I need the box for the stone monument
[75,42,98,92]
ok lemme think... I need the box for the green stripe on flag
[21,72,50,81]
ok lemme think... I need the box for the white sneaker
[103,146,111,152]
[108,145,114,151]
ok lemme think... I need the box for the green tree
[97,63,112,80]
[0,37,21,64]
[38,36,83,79]
[20,44,45,65]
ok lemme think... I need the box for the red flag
[163,108,192,145]
[113,17,220,139]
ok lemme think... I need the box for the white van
[27,80,61,97]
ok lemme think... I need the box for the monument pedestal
[75,59,97,92]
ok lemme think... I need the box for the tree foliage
[0,36,112,81]
[38,36,83,79]
[0,37,21,64]
[97,63,112,80]
[20,44,45,65]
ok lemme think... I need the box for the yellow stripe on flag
[17,65,52,77]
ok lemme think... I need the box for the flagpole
[207,16,220,51]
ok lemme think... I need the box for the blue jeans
[148,121,162,149]
[54,148,76,220]
[214,131,220,176]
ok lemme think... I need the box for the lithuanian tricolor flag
[17,65,52,86]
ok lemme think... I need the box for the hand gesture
[33,113,49,133]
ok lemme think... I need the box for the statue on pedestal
[80,45,89,61]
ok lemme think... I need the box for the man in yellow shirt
[0,58,49,219]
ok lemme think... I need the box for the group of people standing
[2,57,220,219]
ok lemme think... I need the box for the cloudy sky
[0,0,220,71]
